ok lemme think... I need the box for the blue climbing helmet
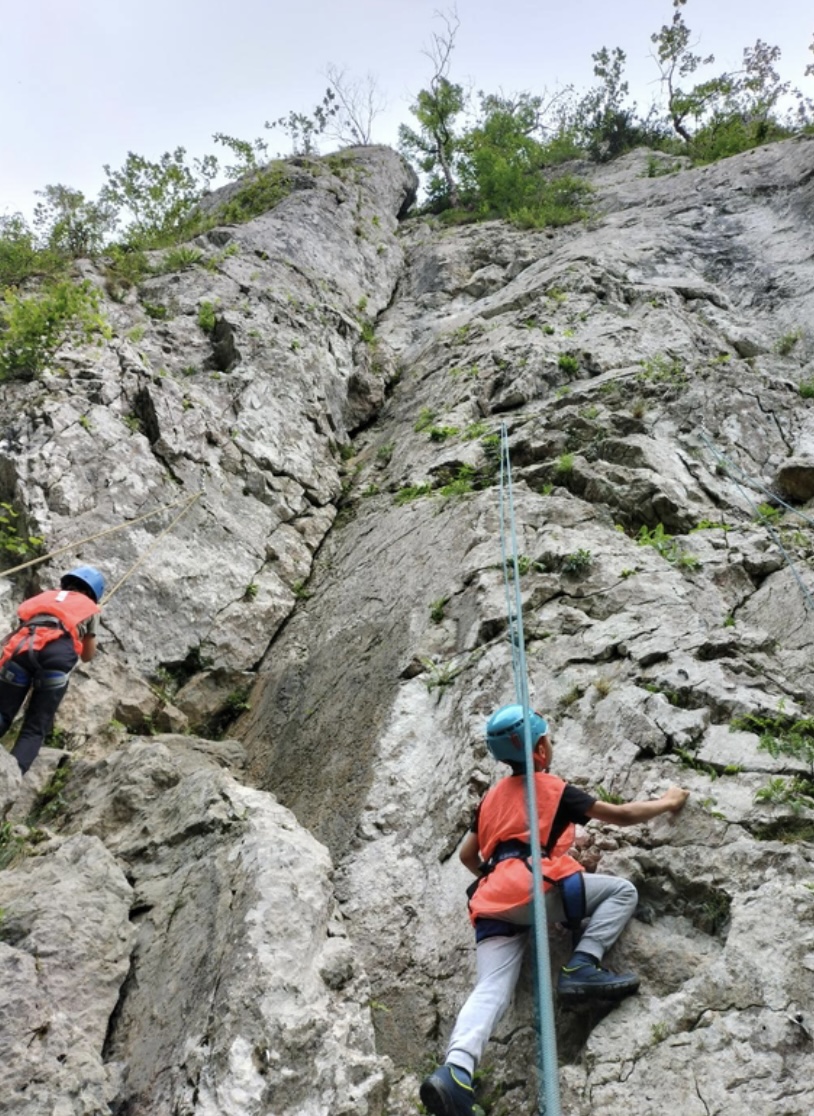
[485,704,549,768]
[61,565,105,604]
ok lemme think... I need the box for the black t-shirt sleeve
[558,783,596,825]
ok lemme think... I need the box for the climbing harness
[498,422,561,1116]
[699,430,814,614]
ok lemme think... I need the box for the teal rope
[499,423,561,1116]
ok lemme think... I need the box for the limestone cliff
[1,138,813,1115]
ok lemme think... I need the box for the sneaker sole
[558,978,640,1002]
[419,1079,469,1116]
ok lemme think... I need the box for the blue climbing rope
[498,422,561,1116]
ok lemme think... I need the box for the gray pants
[446,873,638,1076]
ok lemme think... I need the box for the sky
[2,0,811,219]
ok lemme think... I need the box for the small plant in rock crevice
[197,300,218,333]
[776,329,802,356]
[562,548,593,576]
[429,597,448,624]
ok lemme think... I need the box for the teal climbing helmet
[486,704,549,767]
[61,565,105,604]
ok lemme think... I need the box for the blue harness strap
[558,871,587,947]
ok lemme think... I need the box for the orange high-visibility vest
[0,589,100,663]
[468,772,584,924]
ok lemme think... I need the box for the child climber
[420,703,689,1116]
[0,565,104,775]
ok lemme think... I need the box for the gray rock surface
[2,138,814,1115]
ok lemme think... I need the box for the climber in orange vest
[420,704,689,1116]
[0,565,104,775]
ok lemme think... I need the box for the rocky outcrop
[2,137,814,1115]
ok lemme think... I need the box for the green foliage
[0,280,110,381]
[33,183,117,258]
[439,464,476,498]
[427,424,459,442]
[243,583,259,601]
[142,300,169,321]
[0,821,28,871]
[638,353,686,385]
[0,214,63,287]
[213,131,270,179]
[562,548,593,575]
[558,353,579,374]
[596,784,624,804]
[400,76,466,210]
[776,329,802,356]
[429,597,448,623]
[159,245,204,272]
[514,554,532,575]
[0,503,44,562]
[559,684,585,708]
[636,523,698,567]
[554,453,574,475]
[462,421,488,440]
[754,776,814,813]
[31,762,73,822]
[414,407,437,432]
[754,502,782,524]
[799,378,814,400]
[103,244,152,291]
[197,301,217,333]
[394,483,433,505]
[731,710,814,776]
[266,89,339,155]
[216,165,292,223]
[650,4,807,160]
[101,147,216,247]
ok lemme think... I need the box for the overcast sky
[2,0,811,219]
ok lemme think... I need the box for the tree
[399,8,465,209]
[650,0,722,143]
[0,214,60,288]
[100,147,215,245]
[0,281,110,382]
[33,184,118,259]
[213,132,270,180]
[266,90,339,156]
[570,47,664,161]
[324,64,386,146]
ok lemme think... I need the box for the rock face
[2,138,814,1115]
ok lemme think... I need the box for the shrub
[776,329,802,356]
[0,503,44,562]
[217,165,292,223]
[0,280,110,381]
[414,407,436,432]
[160,245,203,272]
[0,214,63,287]
[558,353,579,375]
[800,378,814,399]
[394,483,432,505]
[427,425,459,442]
[562,548,593,575]
[197,301,217,333]
[554,453,574,475]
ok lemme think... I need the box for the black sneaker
[558,959,640,1001]
[420,1064,476,1116]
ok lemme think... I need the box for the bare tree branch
[324,65,387,146]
